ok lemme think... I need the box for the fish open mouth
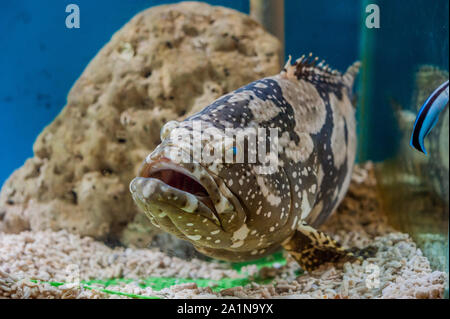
[138,159,218,216]
[141,169,208,198]
[130,149,247,248]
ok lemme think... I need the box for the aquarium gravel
[0,163,446,299]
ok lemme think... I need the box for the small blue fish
[410,80,449,154]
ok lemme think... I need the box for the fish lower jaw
[129,176,221,226]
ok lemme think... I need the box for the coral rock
[0,2,281,247]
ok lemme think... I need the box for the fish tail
[410,132,427,155]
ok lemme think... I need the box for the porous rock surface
[0,2,281,247]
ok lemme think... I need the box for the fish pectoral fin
[282,221,377,272]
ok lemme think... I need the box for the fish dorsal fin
[343,61,361,89]
[281,53,360,90]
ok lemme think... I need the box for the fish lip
[130,176,221,228]
[131,160,222,226]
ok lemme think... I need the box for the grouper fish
[129,54,375,271]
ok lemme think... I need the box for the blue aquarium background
[0,0,362,186]
[359,0,449,162]
[0,0,448,183]
[0,0,448,297]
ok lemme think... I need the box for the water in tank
[0,0,448,300]
[358,0,449,295]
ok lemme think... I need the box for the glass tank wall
[358,0,449,292]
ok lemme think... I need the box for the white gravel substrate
[0,163,447,299]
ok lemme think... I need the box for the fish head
[129,118,293,260]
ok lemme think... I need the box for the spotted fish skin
[130,55,360,262]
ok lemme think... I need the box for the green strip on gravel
[30,252,302,299]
